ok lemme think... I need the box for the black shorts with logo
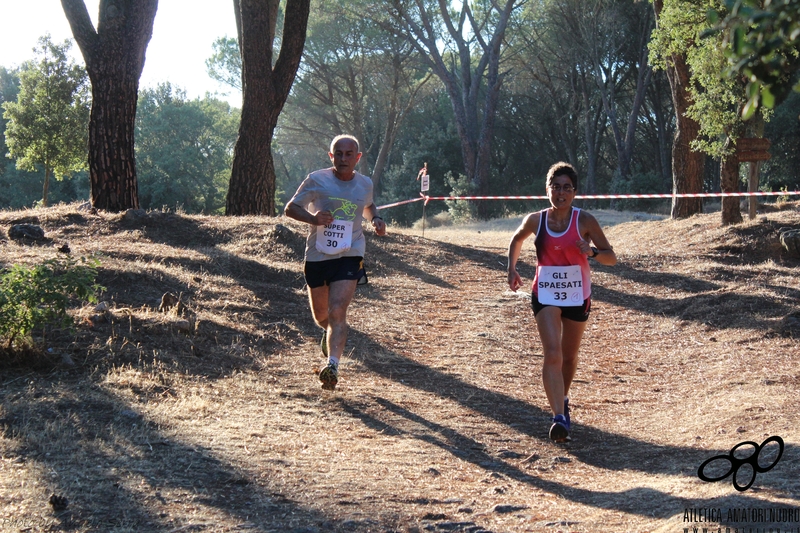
[304,256,367,289]
[531,292,591,322]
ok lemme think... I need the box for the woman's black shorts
[304,256,366,288]
[531,292,591,322]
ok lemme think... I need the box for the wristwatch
[589,247,599,258]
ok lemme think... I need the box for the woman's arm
[507,212,539,291]
[578,211,617,266]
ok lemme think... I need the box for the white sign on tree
[418,163,429,192]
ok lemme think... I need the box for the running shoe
[320,332,328,358]
[319,363,338,390]
[549,414,570,442]
[564,398,571,430]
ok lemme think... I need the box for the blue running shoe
[564,398,571,430]
[549,414,570,442]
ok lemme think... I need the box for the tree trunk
[747,160,761,220]
[653,0,705,219]
[651,74,673,190]
[743,114,766,220]
[370,58,429,195]
[668,83,705,220]
[371,102,396,195]
[720,145,743,225]
[227,95,273,217]
[42,165,51,208]
[466,11,509,219]
[584,2,653,189]
[583,115,598,194]
[226,0,310,216]
[474,72,503,208]
[61,0,158,212]
[580,71,602,195]
[87,71,141,210]
[595,52,652,185]
[391,0,516,219]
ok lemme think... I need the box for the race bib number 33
[537,265,583,306]
[316,220,353,254]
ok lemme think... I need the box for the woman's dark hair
[546,162,578,190]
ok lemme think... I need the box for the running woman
[507,162,616,442]
[285,134,386,390]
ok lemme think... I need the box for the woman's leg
[534,306,567,417]
[560,318,588,399]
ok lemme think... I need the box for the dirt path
[1,205,799,532]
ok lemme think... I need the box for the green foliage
[707,0,800,118]
[0,67,89,209]
[0,166,89,209]
[1,35,90,206]
[508,0,663,196]
[374,95,463,226]
[685,31,747,156]
[762,90,800,190]
[271,0,442,213]
[0,256,102,348]
[135,83,239,214]
[1,66,88,207]
[611,171,666,211]
[0,64,89,208]
[206,36,242,91]
[0,66,20,102]
[0,66,21,176]
[649,0,711,67]
[650,1,752,158]
[13,3,800,218]
[444,172,477,222]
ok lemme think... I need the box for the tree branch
[272,0,311,100]
[60,0,98,69]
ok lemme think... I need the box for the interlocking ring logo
[697,436,784,492]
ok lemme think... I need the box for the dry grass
[0,201,799,533]
[411,209,667,250]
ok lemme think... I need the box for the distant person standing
[507,162,616,442]
[285,135,387,390]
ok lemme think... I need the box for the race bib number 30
[537,265,583,306]
[316,220,353,254]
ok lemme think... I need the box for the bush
[412,211,452,231]
[0,256,102,348]
[611,171,668,212]
[445,171,476,222]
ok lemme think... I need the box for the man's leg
[325,279,358,361]
[308,284,331,357]
[308,284,330,329]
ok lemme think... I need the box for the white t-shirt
[287,168,374,262]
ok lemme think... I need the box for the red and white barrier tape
[374,197,426,209]
[376,190,800,210]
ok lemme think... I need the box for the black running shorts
[531,292,591,322]
[304,256,366,289]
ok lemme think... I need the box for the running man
[285,134,387,390]
[507,162,616,442]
